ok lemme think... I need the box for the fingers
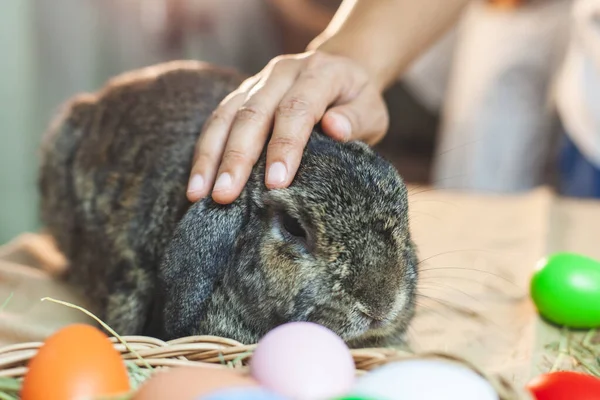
[188,51,389,205]
[186,90,247,202]
[265,60,353,189]
[210,62,300,204]
[321,84,389,146]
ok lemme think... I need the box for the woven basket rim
[0,334,533,399]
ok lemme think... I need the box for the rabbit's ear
[150,199,244,339]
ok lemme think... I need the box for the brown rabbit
[39,60,418,348]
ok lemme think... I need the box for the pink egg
[250,322,355,400]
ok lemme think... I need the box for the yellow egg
[133,366,258,400]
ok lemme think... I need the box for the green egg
[530,252,600,328]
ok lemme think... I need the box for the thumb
[321,87,389,145]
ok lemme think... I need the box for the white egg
[351,359,499,400]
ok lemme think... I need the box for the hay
[540,328,600,377]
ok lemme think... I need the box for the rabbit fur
[38,60,418,348]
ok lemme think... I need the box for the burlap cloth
[1,186,599,387]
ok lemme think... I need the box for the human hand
[186,50,389,204]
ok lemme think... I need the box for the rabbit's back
[39,61,244,332]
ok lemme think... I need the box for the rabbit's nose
[357,302,390,323]
[353,277,397,319]
[359,310,386,328]
[369,318,387,329]
[357,308,390,330]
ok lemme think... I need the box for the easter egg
[530,252,600,328]
[526,371,600,400]
[21,324,130,400]
[250,322,355,400]
[197,387,287,400]
[351,359,498,400]
[134,366,258,400]
[489,0,523,9]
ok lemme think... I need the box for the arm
[309,0,471,90]
[187,0,470,205]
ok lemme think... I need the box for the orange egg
[21,324,130,400]
[133,366,258,400]
[488,0,523,8]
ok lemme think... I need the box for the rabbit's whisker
[417,275,510,296]
[415,293,480,318]
[408,199,460,208]
[413,300,455,322]
[434,138,483,158]
[416,282,481,305]
[418,266,517,287]
[416,248,518,265]
[406,172,471,197]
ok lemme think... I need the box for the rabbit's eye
[280,211,307,240]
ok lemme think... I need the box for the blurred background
[0,0,590,243]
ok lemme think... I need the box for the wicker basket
[0,334,533,399]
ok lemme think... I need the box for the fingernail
[329,112,351,140]
[187,174,204,193]
[266,162,287,186]
[213,172,232,192]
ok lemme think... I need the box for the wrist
[307,33,395,92]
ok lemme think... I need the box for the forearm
[307,0,471,91]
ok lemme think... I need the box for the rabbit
[38,60,419,348]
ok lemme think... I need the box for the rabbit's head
[155,130,417,348]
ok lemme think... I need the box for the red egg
[526,371,600,400]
